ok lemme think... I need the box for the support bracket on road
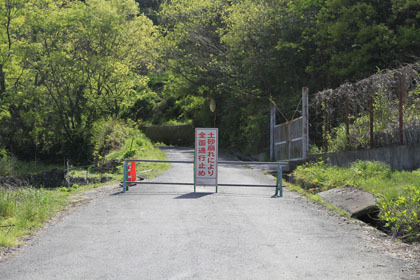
[275,165,283,197]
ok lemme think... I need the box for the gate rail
[122,159,287,197]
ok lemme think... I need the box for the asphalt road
[0,147,418,279]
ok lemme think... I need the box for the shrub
[378,185,420,241]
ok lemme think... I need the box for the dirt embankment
[0,169,65,189]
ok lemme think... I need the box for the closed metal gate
[122,159,287,197]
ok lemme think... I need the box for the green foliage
[0,187,67,246]
[378,185,420,241]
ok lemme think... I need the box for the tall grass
[106,135,170,179]
[95,120,170,179]
[0,120,170,248]
[293,160,420,197]
[0,188,67,247]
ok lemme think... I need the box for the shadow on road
[174,192,213,199]
[110,191,272,199]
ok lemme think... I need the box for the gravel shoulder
[0,147,419,279]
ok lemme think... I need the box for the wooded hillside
[0,0,419,164]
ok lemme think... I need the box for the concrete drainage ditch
[0,169,114,189]
[317,187,393,235]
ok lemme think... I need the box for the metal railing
[122,159,287,197]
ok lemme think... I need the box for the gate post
[122,161,128,193]
[398,74,404,145]
[270,104,276,161]
[302,87,309,159]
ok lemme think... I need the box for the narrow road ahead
[0,147,418,279]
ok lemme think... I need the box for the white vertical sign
[195,128,218,186]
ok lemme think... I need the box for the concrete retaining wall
[290,144,420,171]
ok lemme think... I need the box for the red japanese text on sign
[195,128,218,186]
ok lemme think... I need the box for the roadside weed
[0,188,67,247]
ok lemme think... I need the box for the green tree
[0,0,159,162]
[159,0,230,122]
[290,0,420,87]
[136,0,163,23]
[159,0,308,153]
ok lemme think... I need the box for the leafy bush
[378,185,420,241]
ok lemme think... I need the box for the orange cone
[129,159,136,182]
